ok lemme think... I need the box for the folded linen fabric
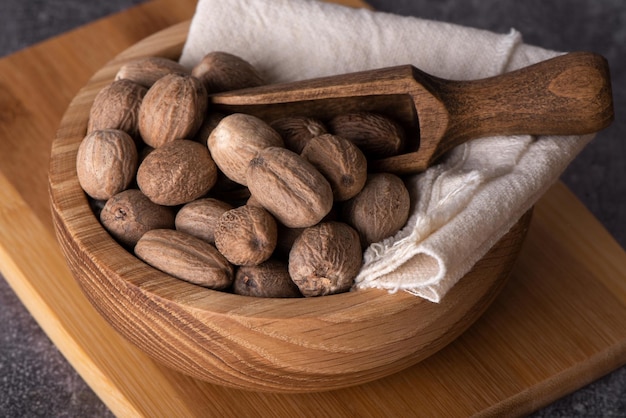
[180,0,593,302]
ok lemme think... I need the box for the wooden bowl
[48,22,531,393]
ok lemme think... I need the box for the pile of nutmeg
[77,52,411,298]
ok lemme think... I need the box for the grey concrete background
[0,0,624,416]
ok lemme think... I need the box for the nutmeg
[288,222,362,297]
[342,173,410,246]
[245,194,263,208]
[233,259,302,298]
[191,51,265,93]
[214,205,278,266]
[100,189,175,248]
[208,113,283,186]
[175,198,233,244]
[329,112,405,158]
[135,229,234,290]
[76,129,138,200]
[138,73,208,148]
[115,56,190,88]
[270,116,327,153]
[136,139,218,206]
[246,147,333,228]
[301,133,367,201]
[88,79,147,139]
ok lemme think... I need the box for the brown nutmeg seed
[76,129,138,201]
[175,198,233,244]
[214,205,278,266]
[137,139,218,206]
[301,133,367,201]
[288,221,362,297]
[100,189,175,248]
[135,229,234,290]
[115,56,190,88]
[233,259,302,298]
[246,147,333,228]
[191,51,265,93]
[329,112,405,158]
[88,79,147,139]
[342,173,411,246]
[270,116,327,153]
[208,113,284,186]
[138,73,208,148]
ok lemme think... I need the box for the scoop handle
[435,51,614,149]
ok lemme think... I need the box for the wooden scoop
[210,52,614,174]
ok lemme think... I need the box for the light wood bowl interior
[48,21,531,393]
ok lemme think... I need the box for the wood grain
[0,0,625,416]
[211,52,614,174]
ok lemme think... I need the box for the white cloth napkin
[180,0,593,302]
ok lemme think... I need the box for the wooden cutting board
[0,0,624,416]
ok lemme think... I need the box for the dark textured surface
[0,1,624,417]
